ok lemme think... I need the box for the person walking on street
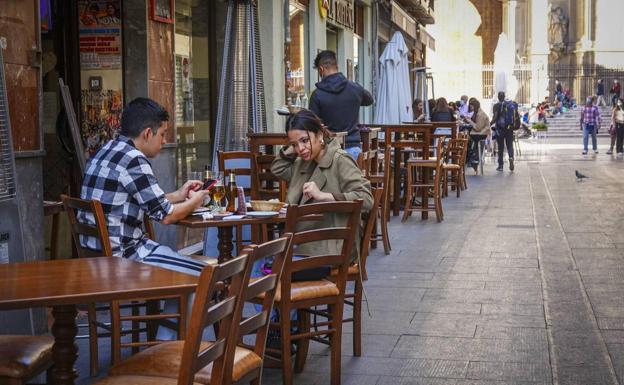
[580,97,602,155]
[610,80,621,107]
[612,99,624,156]
[597,79,607,107]
[309,50,373,160]
[491,91,520,171]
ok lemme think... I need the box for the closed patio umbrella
[375,31,413,124]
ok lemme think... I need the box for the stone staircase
[542,106,612,138]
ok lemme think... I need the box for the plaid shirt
[580,105,602,125]
[80,135,173,260]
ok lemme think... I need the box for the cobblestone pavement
[75,137,624,385]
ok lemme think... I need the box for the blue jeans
[583,124,597,152]
[345,145,362,160]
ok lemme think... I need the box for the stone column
[507,0,517,61]
[259,0,285,132]
[530,0,550,103]
[123,0,177,247]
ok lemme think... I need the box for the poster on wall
[78,0,123,154]
[78,0,122,70]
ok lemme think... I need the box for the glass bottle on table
[226,172,238,213]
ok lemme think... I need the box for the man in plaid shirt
[80,97,212,275]
[579,97,602,155]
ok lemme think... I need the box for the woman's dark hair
[434,97,450,113]
[469,98,481,122]
[120,97,169,138]
[285,109,330,138]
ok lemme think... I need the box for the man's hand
[188,188,210,205]
[302,181,333,202]
[170,180,202,202]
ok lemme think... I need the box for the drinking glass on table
[210,172,225,212]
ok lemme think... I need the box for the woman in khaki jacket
[462,98,491,173]
[271,109,373,262]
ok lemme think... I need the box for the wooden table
[0,258,198,385]
[377,124,436,219]
[178,214,287,262]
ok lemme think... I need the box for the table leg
[393,147,401,216]
[421,168,429,220]
[217,226,234,263]
[50,213,60,260]
[50,304,78,385]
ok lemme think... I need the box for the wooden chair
[105,235,293,385]
[359,149,391,255]
[252,153,287,202]
[93,254,250,385]
[61,195,190,376]
[308,187,383,357]
[0,335,53,385]
[442,134,469,198]
[402,139,446,222]
[218,151,254,253]
[266,201,362,385]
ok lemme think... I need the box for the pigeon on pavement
[575,170,588,181]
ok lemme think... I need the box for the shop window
[287,1,308,105]
[175,0,211,183]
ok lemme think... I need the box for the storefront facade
[260,0,375,130]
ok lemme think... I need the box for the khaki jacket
[271,139,373,261]
[467,109,491,136]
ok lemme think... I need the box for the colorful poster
[78,0,122,69]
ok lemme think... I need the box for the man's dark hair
[314,50,338,69]
[120,97,169,138]
[498,91,506,102]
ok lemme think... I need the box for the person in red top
[610,80,621,106]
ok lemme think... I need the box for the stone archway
[468,0,503,65]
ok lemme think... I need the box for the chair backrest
[359,188,383,279]
[357,148,380,179]
[177,254,249,385]
[252,154,286,201]
[282,200,363,302]
[221,235,293,384]
[218,151,253,195]
[61,194,112,258]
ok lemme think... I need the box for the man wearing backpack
[491,91,520,171]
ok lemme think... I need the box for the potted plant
[533,122,548,131]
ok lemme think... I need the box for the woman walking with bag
[612,99,624,156]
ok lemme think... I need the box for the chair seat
[442,163,461,170]
[0,335,53,379]
[111,341,261,383]
[330,264,360,277]
[255,279,339,302]
[407,159,437,167]
[95,374,202,385]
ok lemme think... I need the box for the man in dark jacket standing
[309,50,373,159]
[491,91,519,171]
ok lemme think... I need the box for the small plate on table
[246,211,280,218]
[191,207,212,215]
